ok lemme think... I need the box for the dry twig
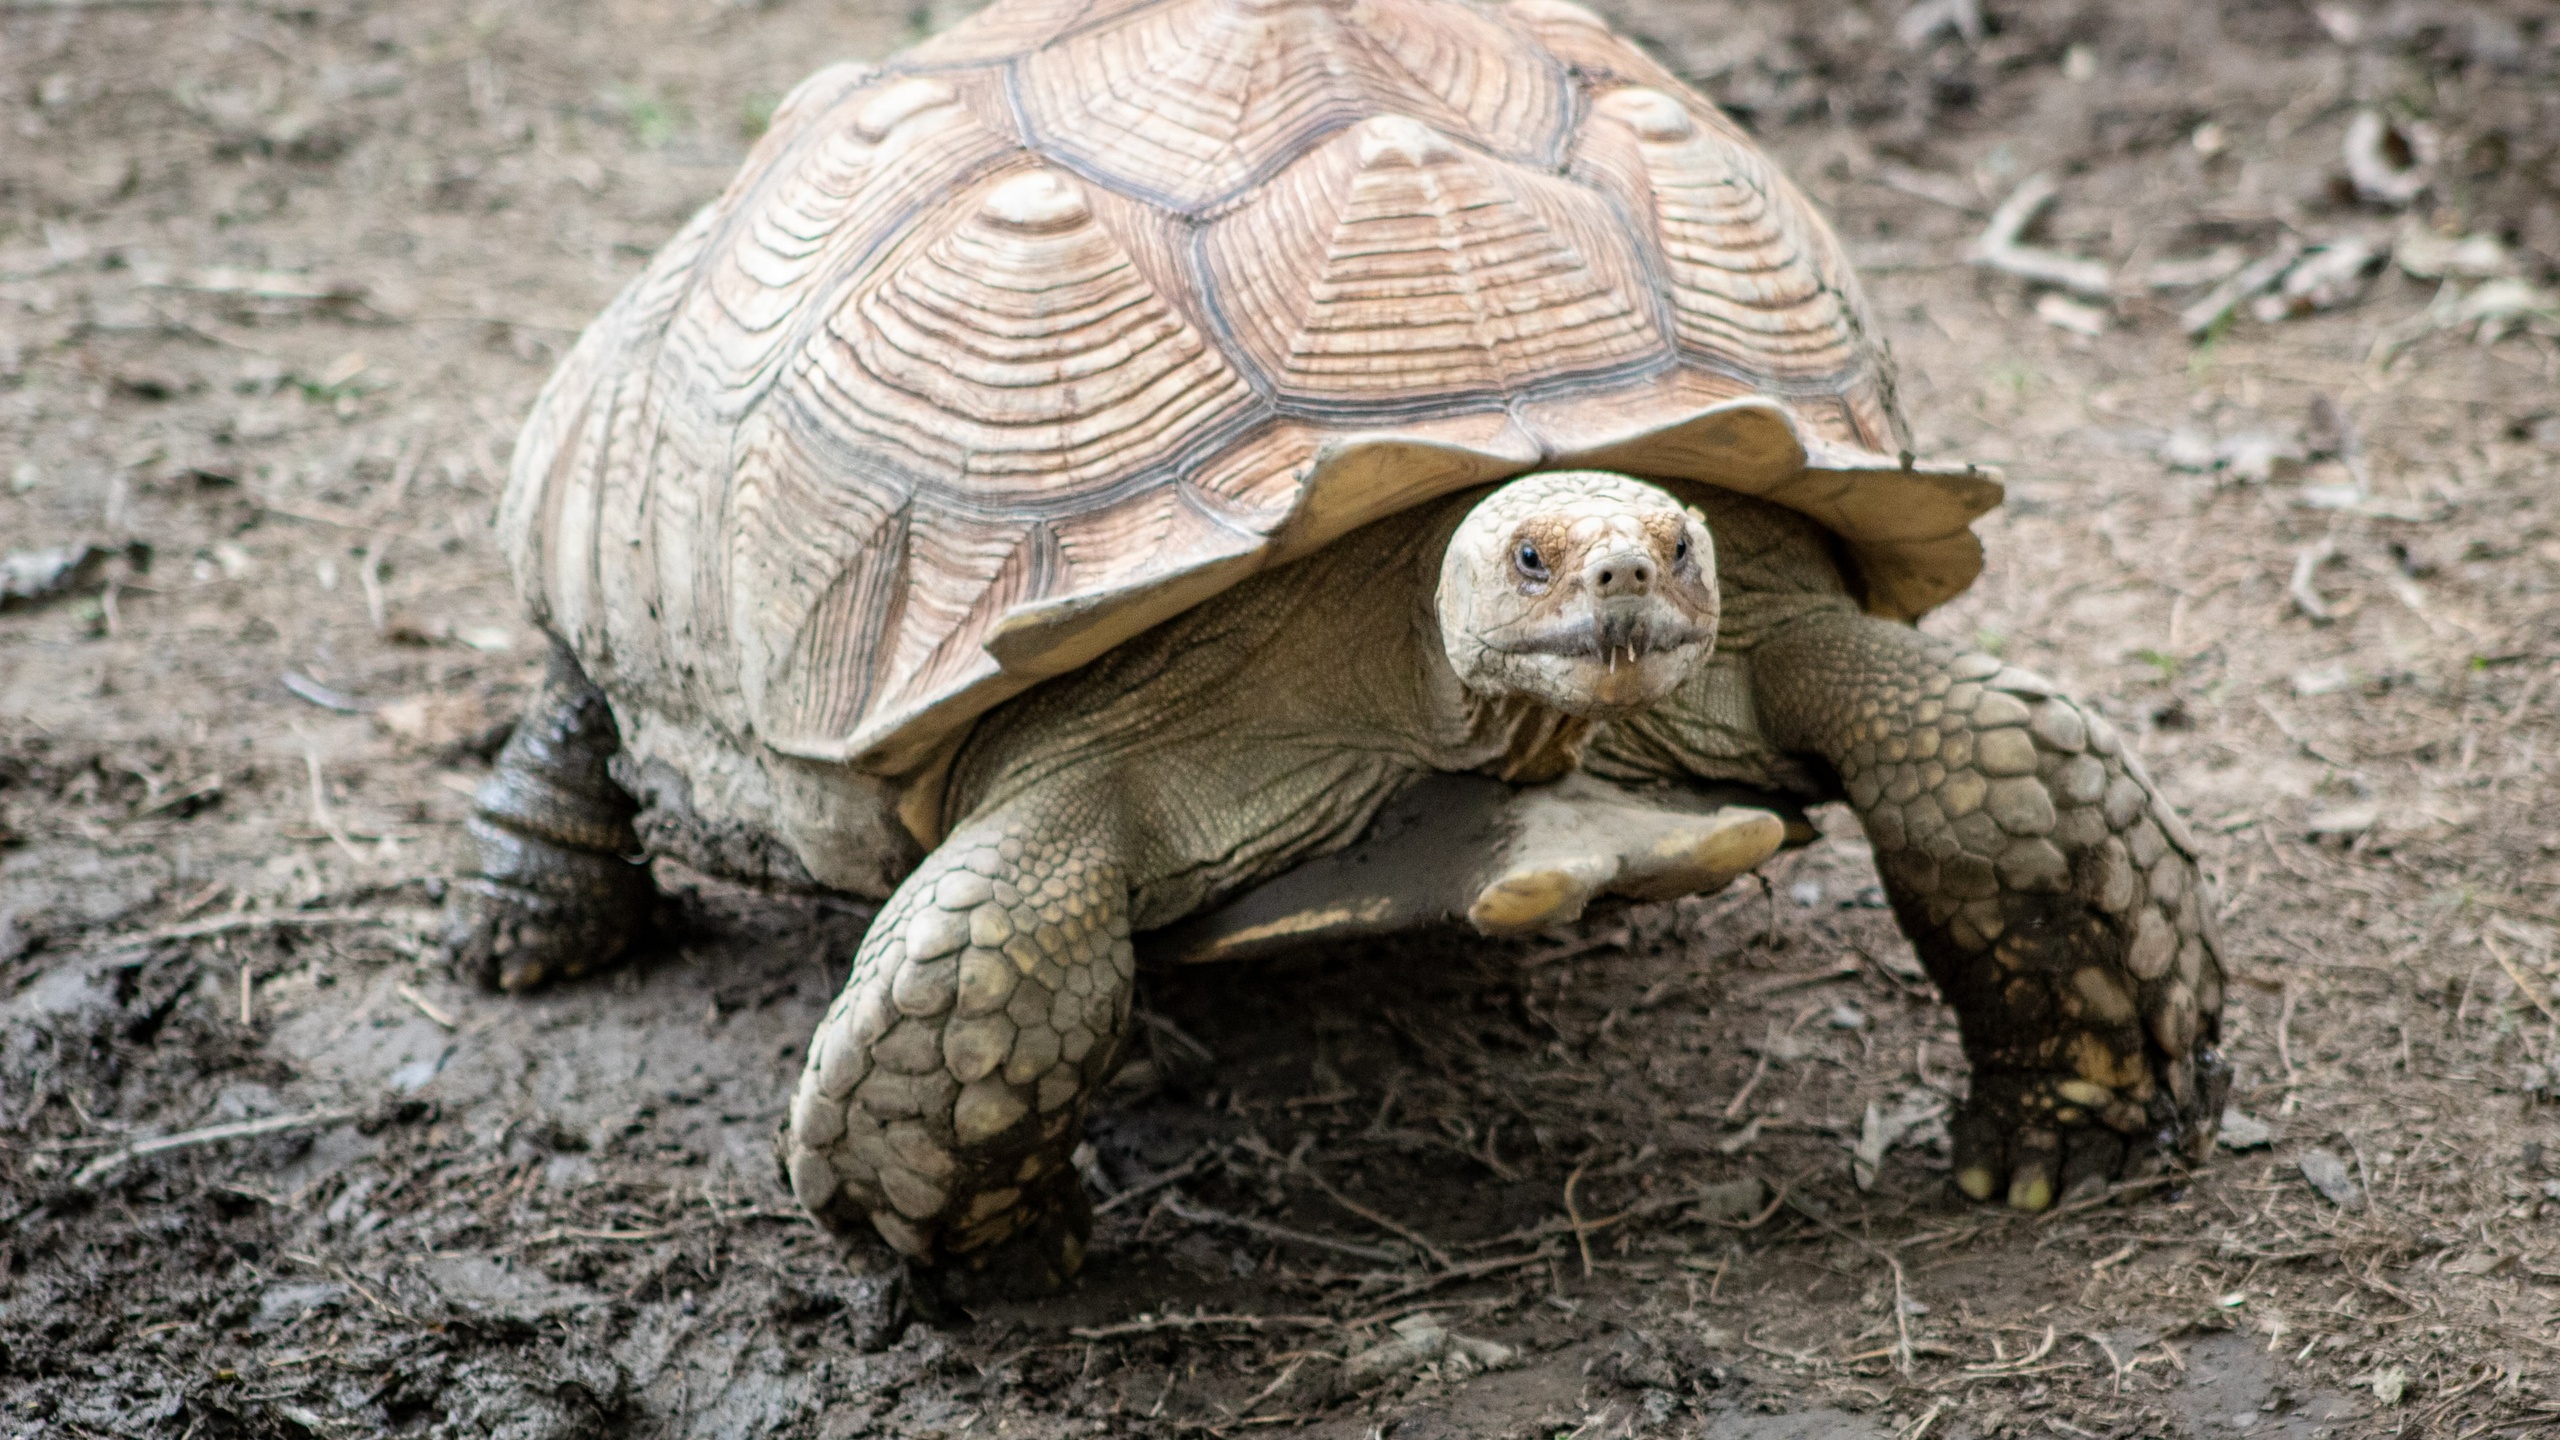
[1968,175,2112,299]
[72,1107,360,1187]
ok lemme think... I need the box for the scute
[505,0,1998,787]
[1201,113,1667,417]
[1009,0,1572,212]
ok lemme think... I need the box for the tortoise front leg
[1751,614,2228,1211]
[780,784,1134,1286]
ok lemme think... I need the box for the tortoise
[449,0,2229,1283]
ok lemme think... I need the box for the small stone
[2216,1106,2271,1150]
[2298,1147,2363,1208]
[2373,1366,2407,1406]
[1976,728,2040,776]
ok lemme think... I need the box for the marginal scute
[856,77,958,142]
[1595,86,1695,143]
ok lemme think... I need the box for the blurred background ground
[3,1,2558,1436]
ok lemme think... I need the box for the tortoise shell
[501,0,1999,779]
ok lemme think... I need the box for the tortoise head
[1438,471,1718,719]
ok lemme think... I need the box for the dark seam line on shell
[1259,350,1685,430]
[1568,137,1683,357]
[1179,215,1280,408]
[756,382,1281,527]
[1170,475,1276,544]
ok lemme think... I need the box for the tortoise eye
[1514,541,1548,580]
[1674,536,1689,562]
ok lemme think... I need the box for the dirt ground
[5,0,2559,1436]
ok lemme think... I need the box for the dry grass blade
[1069,1310,1338,1341]
[2484,934,2560,1026]
[91,908,422,952]
[1159,1196,1407,1267]
[1782,1196,1914,1376]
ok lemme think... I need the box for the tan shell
[502,0,1999,778]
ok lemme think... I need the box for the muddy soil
[4,1,2559,1436]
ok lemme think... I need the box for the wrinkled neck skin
[940,495,1578,929]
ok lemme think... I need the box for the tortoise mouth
[1490,609,1711,666]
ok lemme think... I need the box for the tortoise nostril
[1588,552,1655,598]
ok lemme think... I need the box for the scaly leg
[444,641,653,990]
[780,784,1134,1286]
[1751,614,2228,1210]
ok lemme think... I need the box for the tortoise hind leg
[444,640,653,991]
